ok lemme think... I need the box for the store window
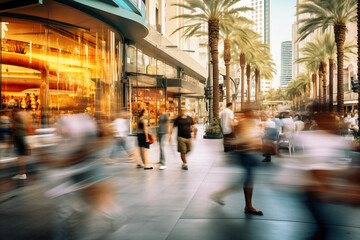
[0,17,123,127]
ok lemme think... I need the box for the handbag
[148,133,155,144]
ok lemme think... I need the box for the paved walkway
[1,125,360,240]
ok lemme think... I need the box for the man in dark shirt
[170,107,195,170]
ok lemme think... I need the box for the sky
[270,0,297,89]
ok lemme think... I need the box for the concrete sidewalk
[1,125,360,240]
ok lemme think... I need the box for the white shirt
[220,108,234,135]
[112,118,129,138]
[264,120,276,128]
[281,118,295,132]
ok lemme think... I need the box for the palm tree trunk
[322,62,327,108]
[209,19,220,119]
[255,69,260,101]
[329,59,334,111]
[224,39,231,104]
[312,73,317,99]
[240,53,246,111]
[246,64,251,102]
[318,68,323,104]
[358,1,360,130]
[334,23,347,115]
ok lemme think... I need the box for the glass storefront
[126,45,180,132]
[0,16,123,126]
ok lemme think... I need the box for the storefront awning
[166,78,204,96]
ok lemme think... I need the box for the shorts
[177,137,192,154]
[14,136,28,156]
[137,133,150,149]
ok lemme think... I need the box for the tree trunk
[246,64,251,102]
[312,73,317,99]
[334,23,347,116]
[255,69,260,101]
[240,53,246,111]
[318,66,323,104]
[329,59,334,111]
[209,19,220,120]
[224,39,231,104]
[358,1,360,130]
[322,61,327,108]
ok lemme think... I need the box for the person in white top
[219,102,234,152]
[261,113,278,162]
[105,111,133,164]
[347,113,359,135]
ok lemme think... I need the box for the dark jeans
[223,132,234,152]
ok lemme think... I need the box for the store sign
[0,0,42,11]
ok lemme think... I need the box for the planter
[203,134,223,139]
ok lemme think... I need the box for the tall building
[280,41,293,88]
[237,0,271,45]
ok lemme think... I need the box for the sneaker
[12,174,27,180]
[211,194,225,205]
[159,165,167,170]
[181,164,188,170]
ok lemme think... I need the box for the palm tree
[286,78,307,111]
[296,33,356,109]
[322,32,356,111]
[171,0,252,119]
[252,50,276,102]
[220,16,253,104]
[296,38,327,104]
[232,30,261,109]
[244,41,275,102]
[297,0,357,115]
[306,62,319,100]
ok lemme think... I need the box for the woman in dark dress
[137,109,152,169]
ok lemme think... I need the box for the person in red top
[169,107,195,170]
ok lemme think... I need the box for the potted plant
[204,119,223,139]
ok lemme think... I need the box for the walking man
[157,111,170,170]
[220,102,234,152]
[169,107,195,170]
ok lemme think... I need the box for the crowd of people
[0,106,199,239]
[215,102,360,239]
[1,103,360,239]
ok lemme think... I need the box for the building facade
[280,41,292,88]
[237,0,271,45]
[0,0,207,131]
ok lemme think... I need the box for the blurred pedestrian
[11,110,32,180]
[220,102,235,152]
[169,107,195,170]
[157,111,170,170]
[137,109,152,169]
[212,108,263,215]
[105,111,133,164]
[39,114,124,240]
[261,113,278,162]
[291,109,356,239]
